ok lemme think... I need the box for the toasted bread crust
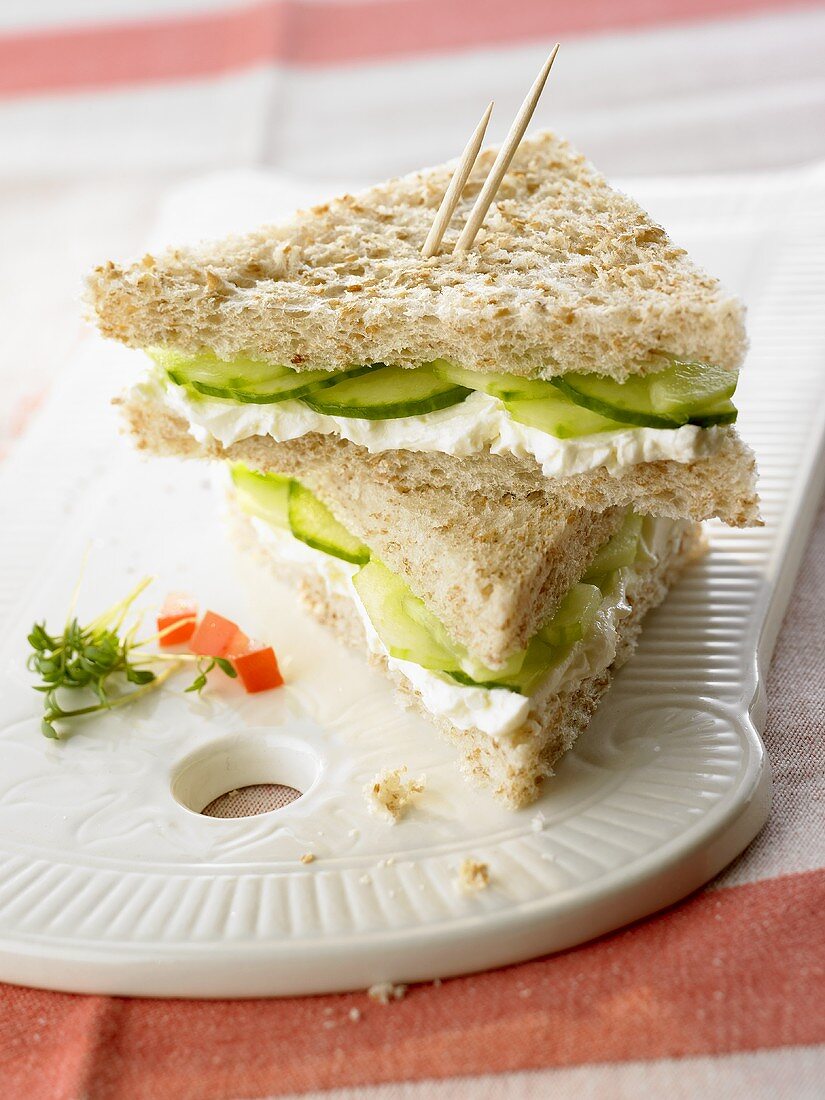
[88,130,746,379]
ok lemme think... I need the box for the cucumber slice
[353,561,462,671]
[539,584,603,647]
[463,583,607,689]
[552,374,680,429]
[690,399,738,427]
[354,559,543,687]
[355,556,572,694]
[404,593,534,683]
[433,360,556,401]
[230,463,291,529]
[287,483,370,565]
[648,359,737,418]
[583,513,644,582]
[151,347,370,405]
[301,365,471,420]
[552,358,739,430]
[354,558,621,696]
[504,394,627,438]
[448,635,557,695]
[231,463,370,563]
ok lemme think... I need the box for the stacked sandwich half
[88,130,758,807]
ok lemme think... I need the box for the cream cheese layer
[245,511,681,740]
[153,378,726,479]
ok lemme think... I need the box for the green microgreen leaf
[27,577,185,738]
[185,672,208,694]
[41,717,60,740]
[125,667,157,685]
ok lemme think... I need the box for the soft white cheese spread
[246,511,679,740]
[152,377,725,479]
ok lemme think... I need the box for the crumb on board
[365,766,425,823]
[531,811,547,833]
[457,858,490,893]
[368,981,408,1005]
[348,1007,361,1022]
[300,852,316,864]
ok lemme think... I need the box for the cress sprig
[27,577,236,739]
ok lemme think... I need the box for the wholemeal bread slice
[87,129,745,380]
[232,500,702,808]
[122,385,759,537]
[121,391,627,669]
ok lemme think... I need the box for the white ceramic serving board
[1,164,824,998]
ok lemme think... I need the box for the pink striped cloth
[1,2,824,1097]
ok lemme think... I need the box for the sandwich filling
[147,350,738,480]
[230,463,689,739]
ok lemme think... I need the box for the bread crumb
[348,1007,361,1022]
[368,981,407,1005]
[365,766,425,823]
[531,811,547,833]
[300,852,315,864]
[204,268,231,296]
[457,858,490,893]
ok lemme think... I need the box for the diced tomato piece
[157,593,198,647]
[229,641,284,693]
[189,610,245,657]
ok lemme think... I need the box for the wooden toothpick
[421,101,495,258]
[454,44,559,254]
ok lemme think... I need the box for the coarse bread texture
[87,130,746,380]
[233,504,703,808]
[122,382,759,552]
[121,392,625,669]
[231,418,758,527]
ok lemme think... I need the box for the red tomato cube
[157,593,198,647]
[230,642,284,693]
[189,611,244,658]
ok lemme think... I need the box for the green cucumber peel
[287,482,370,565]
[164,352,375,405]
[550,376,683,430]
[301,364,471,420]
[231,464,370,564]
[689,400,738,427]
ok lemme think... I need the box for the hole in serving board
[171,731,319,820]
[201,783,302,818]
